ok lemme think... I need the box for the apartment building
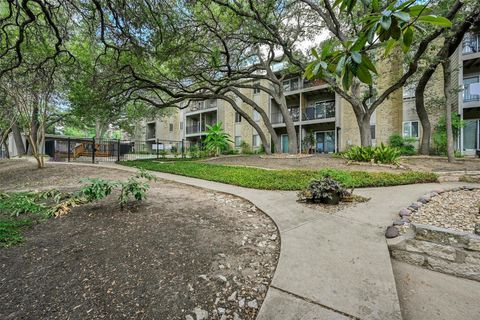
[138,30,480,155]
[459,31,480,155]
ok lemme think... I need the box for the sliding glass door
[315,131,335,153]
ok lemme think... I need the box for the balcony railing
[189,100,217,112]
[463,33,479,55]
[303,101,335,120]
[185,120,217,134]
[271,107,300,124]
[464,92,480,103]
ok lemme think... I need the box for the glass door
[316,131,335,153]
[464,119,479,151]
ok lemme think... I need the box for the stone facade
[389,224,480,282]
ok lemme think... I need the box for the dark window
[253,83,261,94]
[370,125,376,140]
[169,123,174,132]
[235,112,242,123]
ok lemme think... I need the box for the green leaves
[417,15,452,27]
[306,0,453,90]
[203,122,233,156]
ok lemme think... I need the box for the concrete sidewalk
[49,162,476,319]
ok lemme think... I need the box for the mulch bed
[0,160,279,319]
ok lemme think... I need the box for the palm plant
[203,122,232,156]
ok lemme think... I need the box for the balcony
[185,120,217,135]
[463,77,480,107]
[188,99,217,113]
[463,33,479,55]
[303,101,335,121]
[271,107,300,124]
[282,78,328,93]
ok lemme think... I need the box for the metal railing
[303,102,335,120]
[44,136,190,163]
[271,108,300,124]
[463,33,479,55]
[185,120,217,134]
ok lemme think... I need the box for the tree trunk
[442,59,455,163]
[11,122,25,156]
[274,94,298,153]
[415,68,435,155]
[357,113,372,147]
[28,104,39,155]
[228,88,280,153]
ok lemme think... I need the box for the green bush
[122,160,438,190]
[298,176,349,204]
[388,134,416,155]
[240,140,252,154]
[344,144,400,164]
[433,114,464,155]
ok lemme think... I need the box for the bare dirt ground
[0,160,279,320]
[203,154,480,173]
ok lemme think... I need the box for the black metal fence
[45,136,193,163]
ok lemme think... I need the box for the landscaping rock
[186,316,194,320]
[399,208,411,217]
[227,291,237,301]
[475,224,480,236]
[216,275,227,283]
[410,202,423,210]
[238,298,245,308]
[418,195,431,204]
[385,226,400,238]
[233,312,242,320]
[247,300,258,309]
[193,307,208,320]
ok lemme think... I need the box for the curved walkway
[51,162,478,320]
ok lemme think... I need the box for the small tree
[203,122,232,156]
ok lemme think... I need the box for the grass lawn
[121,160,439,190]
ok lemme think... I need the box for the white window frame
[403,121,419,138]
[235,136,242,147]
[252,134,260,148]
[253,110,261,122]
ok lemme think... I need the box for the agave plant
[203,122,232,157]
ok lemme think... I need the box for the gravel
[410,189,480,233]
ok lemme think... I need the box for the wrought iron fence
[44,136,193,163]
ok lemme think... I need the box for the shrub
[80,169,156,209]
[344,144,400,164]
[373,143,401,164]
[204,122,232,156]
[388,134,416,155]
[433,114,464,155]
[188,145,201,158]
[240,140,252,154]
[298,176,349,204]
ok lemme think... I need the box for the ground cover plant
[122,160,438,190]
[0,169,155,247]
[297,176,349,205]
[344,144,401,164]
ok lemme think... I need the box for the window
[180,122,184,130]
[403,121,419,138]
[235,136,242,147]
[463,76,480,102]
[314,101,335,119]
[235,112,242,123]
[169,123,173,132]
[370,125,376,140]
[253,110,261,122]
[253,83,261,94]
[252,134,260,147]
[403,82,416,99]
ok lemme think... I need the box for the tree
[414,4,480,154]
[204,122,233,156]
[211,0,460,147]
